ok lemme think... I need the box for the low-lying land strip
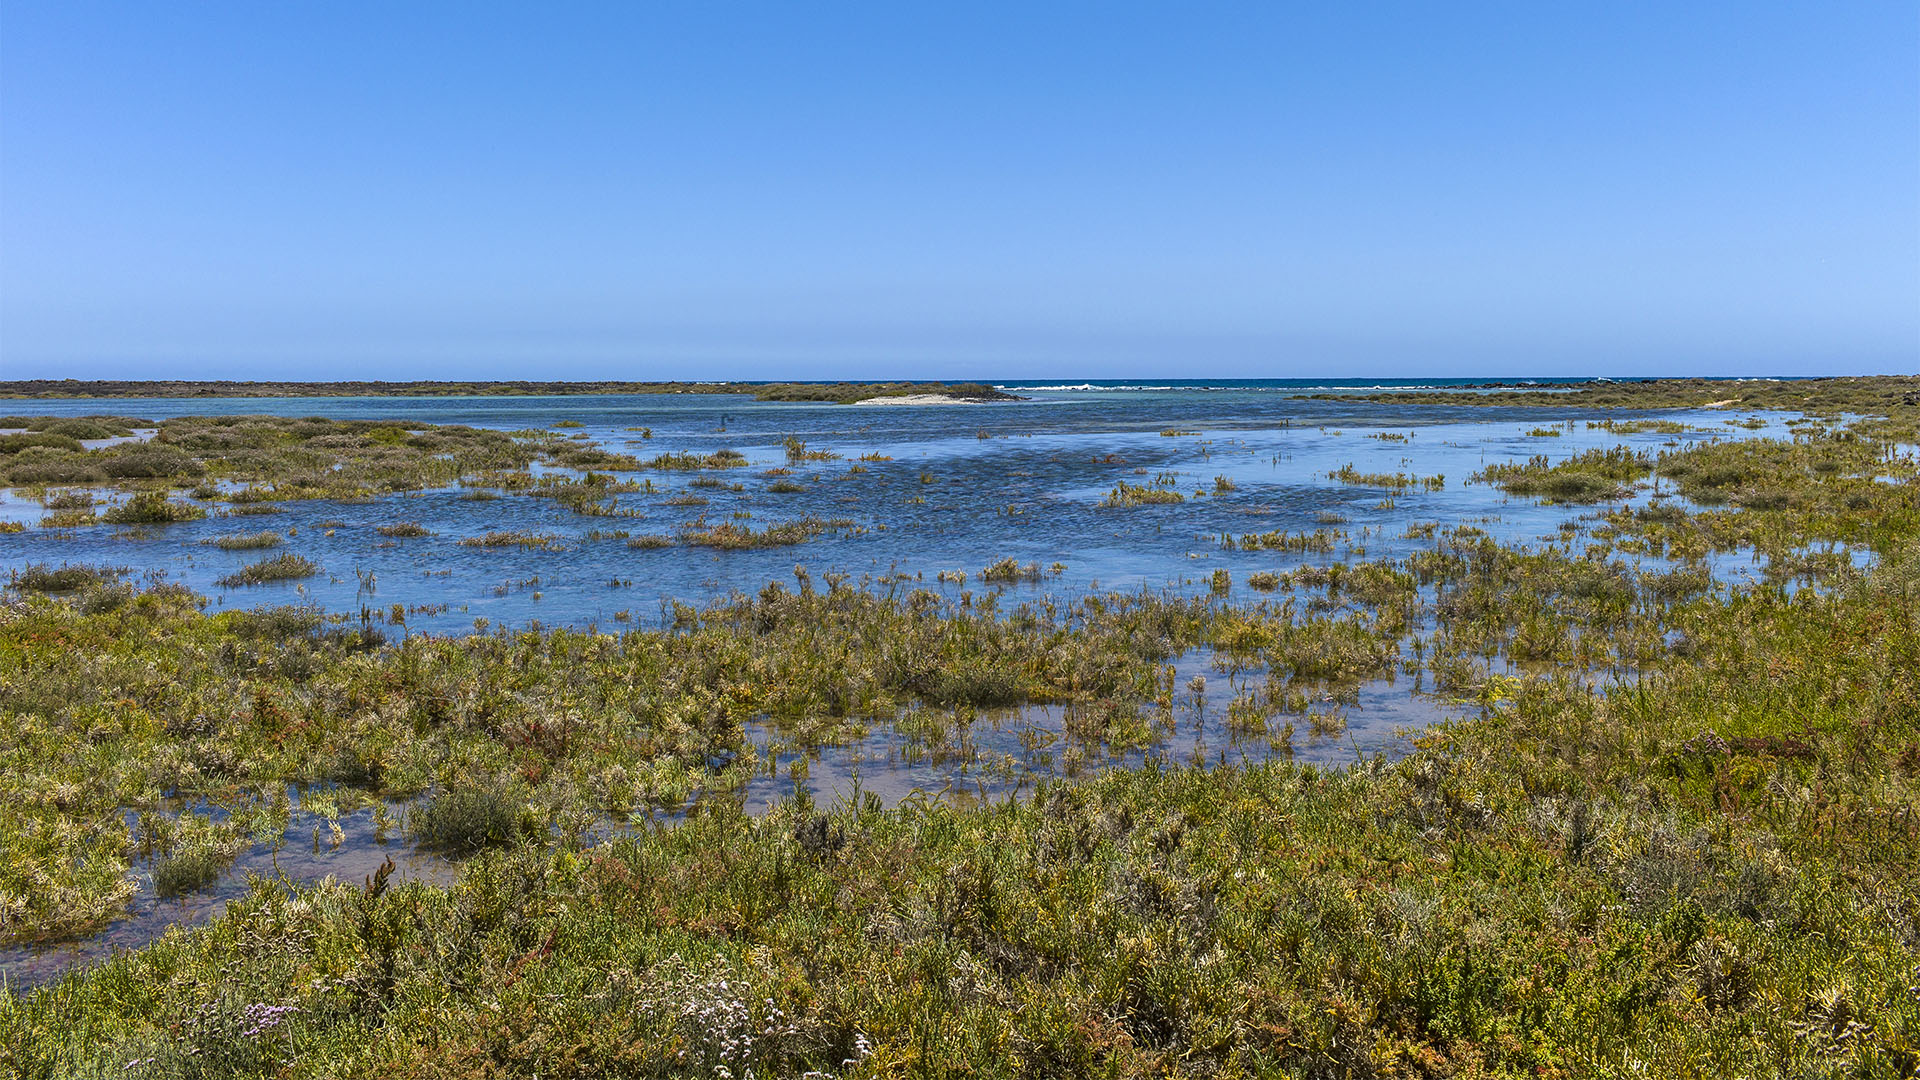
[0,380,1023,404]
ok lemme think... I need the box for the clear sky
[2,2,1915,381]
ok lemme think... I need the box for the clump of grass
[767,481,806,494]
[216,554,320,587]
[0,432,84,455]
[1247,571,1280,591]
[681,517,852,549]
[551,420,585,429]
[782,437,839,462]
[42,490,96,510]
[0,415,141,439]
[151,845,226,898]
[101,491,206,525]
[1159,428,1198,436]
[1103,480,1184,506]
[1475,446,1652,503]
[647,449,749,471]
[376,522,433,538]
[1590,418,1689,435]
[204,531,283,551]
[39,509,97,529]
[459,531,563,550]
[1232,527,1342,553]
[8,563,126,593]
[1525,426,1565,437]
[980,558,1041,584]
[1328,464,1419,490]
[410,785,528,852]
[99,445,202,479]
[627,535,674,549]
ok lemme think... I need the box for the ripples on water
[0,386,1792,631]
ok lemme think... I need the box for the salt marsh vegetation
[2,378,1918,1076]
[213,554,319,587]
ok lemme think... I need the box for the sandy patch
[1703,399,1737,408]
[851,394,985,406]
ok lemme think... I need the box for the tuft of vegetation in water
[8,562,127,593]
[203,531,283,551]
[1103,477,1185,506]
[1590,417,1690,435]
[1327,464,1443,491]
[41,489,97,510]
[375,521,432,538]
[100,491,206,525]
[459,531,565,550]
[149,822,246,898]
[782,436,839,462]
[409,784,532,852]
[680,517,854,549]
[979,557,1040,584]
[1230,527,1343,553]
[38,509,97,529]
[215,554,320,587]
[1474,445,1652,503]
[647,448,749,471]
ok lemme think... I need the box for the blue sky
[2,2,1914,381]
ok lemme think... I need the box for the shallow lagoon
[0,384,1817,986]
[0,386,1793,632]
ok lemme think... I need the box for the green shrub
[0,432,83,455]
[100,445,202,478]
[102,491,206,524]
[411,785,528,852]
[9,563,126,593]
[215,554,319,587]
[204,531,283,551]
